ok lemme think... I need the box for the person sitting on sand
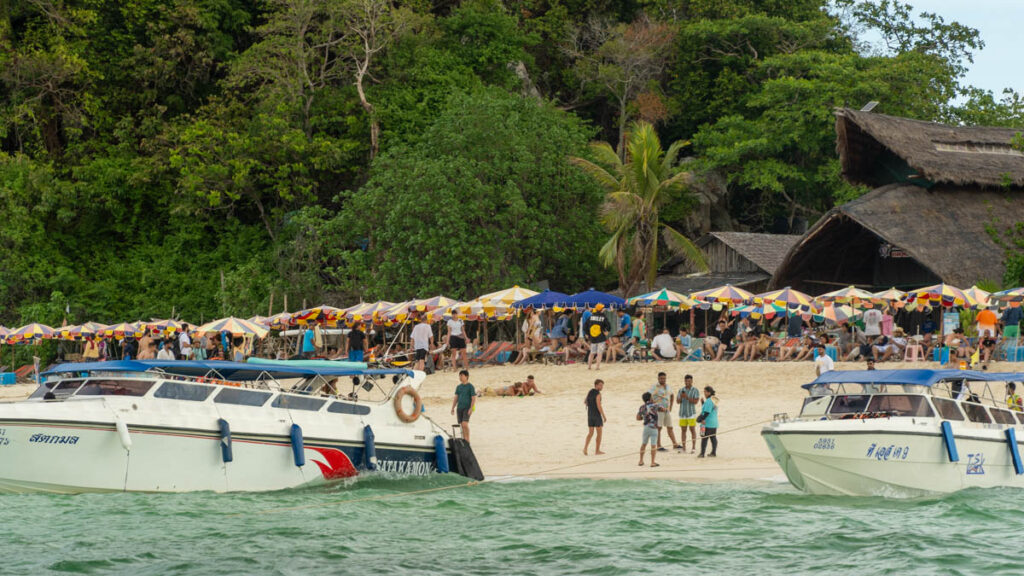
[563,333,589,363]
[651,328,677,360]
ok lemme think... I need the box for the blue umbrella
[564,289,627,310]
[511,290,572,309]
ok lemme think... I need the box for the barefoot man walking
[584,379,606,455]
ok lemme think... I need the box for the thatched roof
[772,183,1024,290]
[836,109,1024,189]
[699,232,802,274]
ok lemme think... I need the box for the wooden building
[771,109,1024,293]
[657,231,801,293]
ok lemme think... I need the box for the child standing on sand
[637,392,662,467]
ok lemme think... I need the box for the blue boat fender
[290,424,305,467]
[218,418,233,463]
[941,421,959,463]
[1006,427,1023,475]
[434,435,450,474]
[364,425,377,471]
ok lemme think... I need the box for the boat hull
[762,421,1024,496]
[0,393,448,494]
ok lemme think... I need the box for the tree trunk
[355,67,379,160]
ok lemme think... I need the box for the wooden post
[268,292,275,317]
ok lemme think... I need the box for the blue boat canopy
[803,369,1024,390]
[41,360,413,381]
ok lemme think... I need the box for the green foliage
[571,122,707,296]
[309,88,609,300]
[0,0,1018,328]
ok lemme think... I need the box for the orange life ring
[393,386,422,423]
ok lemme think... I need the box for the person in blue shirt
[301,327,316,358]
[697,386,719,458]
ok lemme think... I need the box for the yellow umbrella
[475,285,539,306]
[194,317,269,338]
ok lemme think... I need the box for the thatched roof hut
[837,108,1024,189]
[772,109,1024,292]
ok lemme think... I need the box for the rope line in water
[235,418,774,517]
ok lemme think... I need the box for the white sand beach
[419,360,1023,482]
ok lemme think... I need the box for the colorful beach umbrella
[691,284,755,305]
[626,288,695,309]
[475,285,539,306]
[102,322,143,339]
[815,304,860,325]
[143,319,188,335]
[292,305,343,326]
[962,286,992,308]
[342,301,396,323]
[730,302,787,319]
[904,284,971,308]
[9,323,56,341]
[872,287,906,304]
[993,287,1024,303]
[815,286,875,306]
[263,312,294,330]
[194,317,269,338]
[58,322,106,340]
[755,287,815,310]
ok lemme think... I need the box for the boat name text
[866,443,909,461]
[376,460,434,475]
[29,433,80,445]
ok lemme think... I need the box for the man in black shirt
[346,323,366,362]
[583,379,606,455]
[584,304,611,370]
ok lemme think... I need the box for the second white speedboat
[762,369,1024,496]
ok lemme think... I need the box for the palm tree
[571,121,708,297]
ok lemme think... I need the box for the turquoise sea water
[2,476,1021,575]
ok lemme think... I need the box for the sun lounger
[471,342,514,365]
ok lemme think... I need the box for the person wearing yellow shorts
[677,374,701,454]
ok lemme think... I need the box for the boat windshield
[75,379,155,397]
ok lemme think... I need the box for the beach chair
[473,342,514,365]
[683,338,703,361]
[468,342,502,365]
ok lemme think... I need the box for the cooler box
[0,373,16,386]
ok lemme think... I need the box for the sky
[902,0,1023,95]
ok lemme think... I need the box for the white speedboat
[762,369,1024,496]
[0,360,482,493]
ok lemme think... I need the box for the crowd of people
[392,303,1024,373]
